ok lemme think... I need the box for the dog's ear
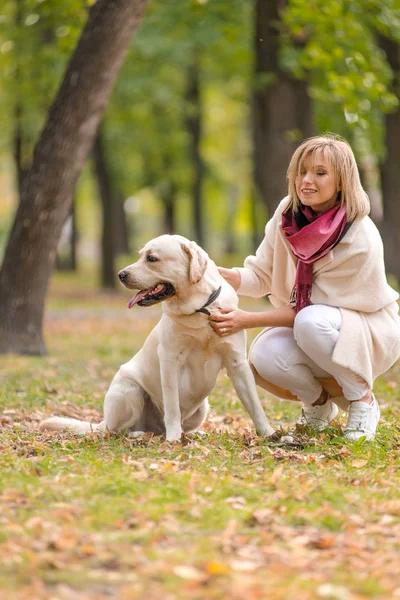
[181,241,208,285]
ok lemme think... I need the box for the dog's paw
[260,427,278,439]
[166,436,182,443]
[264,430,281,442]
[165,428,183,443]
[127,431,146,439]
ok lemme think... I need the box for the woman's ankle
[312,389,330,407]
[354,390,373,405]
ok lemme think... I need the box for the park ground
[0,268,400,600]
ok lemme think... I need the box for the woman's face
[295,151,340,213]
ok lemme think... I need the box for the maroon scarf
[281,203,347,313]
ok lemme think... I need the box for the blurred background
[0,0,399,313]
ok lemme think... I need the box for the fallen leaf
[378,500,400,515]
[173,565,207,581]
[205,561,229,575]
[130,469,148,480]
[311,535,337,549]
[251,508,273,526]
[230,559,258,572]
[317,583,352,599]
[225,496,247,509]
[351,459,368,468]
[270,464,284,484]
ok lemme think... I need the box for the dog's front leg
[159,356,182,442]
[222,338,275,437]
[227,360,276,437]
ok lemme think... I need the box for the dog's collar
[195,286,222,316]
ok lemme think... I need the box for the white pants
[249,304,370,406]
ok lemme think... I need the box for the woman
[210,135,400,441]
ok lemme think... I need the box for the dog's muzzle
[118,270,129,284]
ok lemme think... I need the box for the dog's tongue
[128,290,148,309]
[127,284,166,308]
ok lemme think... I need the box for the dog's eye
[147,255,158,263]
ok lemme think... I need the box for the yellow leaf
[206,561,229,575]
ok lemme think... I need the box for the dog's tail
[39,417,106,434]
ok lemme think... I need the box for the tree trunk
[252,0,313,217]
[164,193,175,234]
[113,193,130,256]
[92,130,117,290]
[56,201,77,271]
[358,156,383,223]
[186,60,205,246]
[0,0,150,354]
[224,184,240,254]
[152,104,179,237]
[13,104,27,196]
[250,189,262,249]
[13,0,28,196]
[378,36,400,281]
[293,76,314,140]
[93,132,129,285]
[159,181,177,234]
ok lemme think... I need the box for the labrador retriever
[39,235,276,441]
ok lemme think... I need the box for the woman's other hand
[209,308,249,336]
[218,267,241,291]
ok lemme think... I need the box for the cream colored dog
[39,235,275,441]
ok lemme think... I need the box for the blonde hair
[286,135,370,221]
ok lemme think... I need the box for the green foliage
[103,0,253,229]
[1,0,400,259]
[0,0,88,154]
[0,0,255,251]
[282,0,400,156]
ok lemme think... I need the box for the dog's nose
[118,270,128,282]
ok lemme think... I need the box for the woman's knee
[293,304,340,352]
[293,305,318,345]
[248,328,296,380]
[248,340,271,379]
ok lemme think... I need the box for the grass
[1,268,400,599]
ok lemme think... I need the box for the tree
[282,0,398,138]
[1,0,88,195]
[282,0,400,274]
[92,125,130,289]
[186,57,205,246]
[92,128,117,290]
[252,0,314,219]
[0,0,150,355]
[103,0,252,249]
[378,35,400,280]
[56,201,78,271]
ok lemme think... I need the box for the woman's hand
[209,304,296,336]
[218,267,241,291]
[209,308,250,337]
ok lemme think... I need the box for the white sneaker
[296,399,339,431]
[344,395,380,441]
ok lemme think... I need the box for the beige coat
[236,198,400,388]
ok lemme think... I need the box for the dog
[39,235,275,441]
